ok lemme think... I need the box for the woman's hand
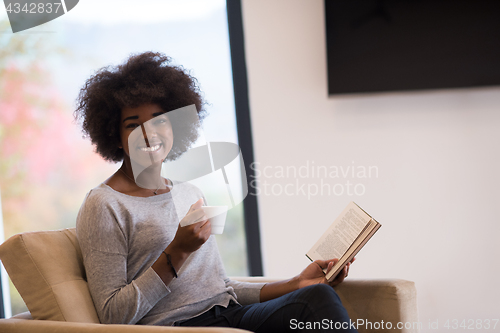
[153,199,210,285]
[260,258,355,302]
[170,198,211,255]
[297,257,355,289]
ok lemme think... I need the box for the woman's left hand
[297,258,355,289]
[260,257,355,302]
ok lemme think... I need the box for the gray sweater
[76,182,265,326]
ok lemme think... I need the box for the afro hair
[74,51,206,162]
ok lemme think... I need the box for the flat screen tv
[325,0,500,95]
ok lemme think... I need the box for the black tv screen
[325,0,500,95]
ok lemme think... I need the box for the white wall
[242,0,500,330]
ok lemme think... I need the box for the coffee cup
[201,206,228,234]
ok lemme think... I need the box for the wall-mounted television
[325,0,500,95]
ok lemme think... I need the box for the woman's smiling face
[120,104,173,168]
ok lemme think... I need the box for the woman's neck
[120,161,166,191]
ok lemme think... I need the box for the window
[0,0,257,317]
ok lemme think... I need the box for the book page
[307,202,372,261]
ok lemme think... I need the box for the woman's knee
[296,284,341,305]
[302,285,354,324]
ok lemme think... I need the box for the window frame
[226,0,264,276]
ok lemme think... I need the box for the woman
[75,52,357,332]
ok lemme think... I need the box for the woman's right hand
[170,198,211,255]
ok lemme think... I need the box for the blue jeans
[176,284,358,332]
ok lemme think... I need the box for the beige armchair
[0,229,419,332]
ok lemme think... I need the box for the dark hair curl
[74,51,206,162]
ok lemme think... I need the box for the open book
[306,202,381,282]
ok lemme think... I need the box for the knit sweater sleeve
[224,278,266,305]
[76,191,170,324]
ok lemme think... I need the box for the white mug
[180,205,228,235]
[201,206,228,235]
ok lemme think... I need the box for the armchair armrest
[0,319,250,333]
[335,279,419,333]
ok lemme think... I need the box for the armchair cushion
[0,228,99,323]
